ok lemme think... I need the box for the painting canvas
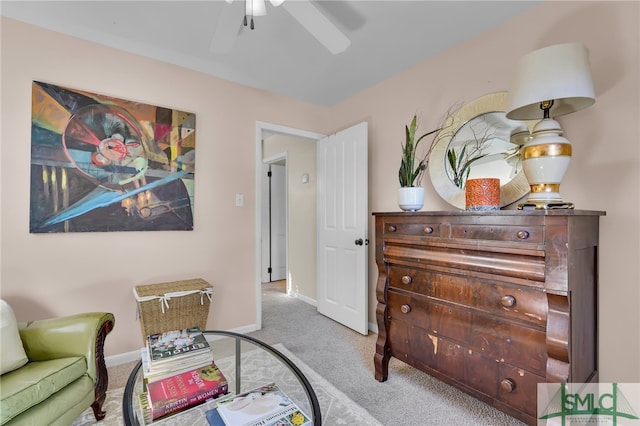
[30,81,196,233]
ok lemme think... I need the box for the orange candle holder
[465,178,500,211]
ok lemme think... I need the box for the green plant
[445,118,498,189]
[446,145,488,189]
[398,115,441,188]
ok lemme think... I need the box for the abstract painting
[30,81,196,233]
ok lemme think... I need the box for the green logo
[538,383,639,425]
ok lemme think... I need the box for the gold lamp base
[518,200,575,210]
[518,138,574,211]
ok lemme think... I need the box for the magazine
[146,326,211,364]
[141,346,213,380]
[139,390,228,425]
[205,383,311,426]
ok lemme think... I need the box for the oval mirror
[429,92,535,209]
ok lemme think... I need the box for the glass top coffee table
[122,330,321,425]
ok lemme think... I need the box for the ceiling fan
[210,0,350,55]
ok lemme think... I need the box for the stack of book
[205,383,311,426]
[140,326,229,421]
[143,326,213,378]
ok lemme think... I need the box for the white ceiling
[1,1,540,107]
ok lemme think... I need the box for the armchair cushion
[0,301,27,375]
[0,357,86,424]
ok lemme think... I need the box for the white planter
[398,187,424,211]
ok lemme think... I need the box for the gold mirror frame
[429,92,536,209]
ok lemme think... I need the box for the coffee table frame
[122,330,321,425]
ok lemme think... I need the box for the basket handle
[132,287,213,314]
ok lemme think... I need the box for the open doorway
[255,122,324,331]
[255,121,370,334]
[261,156,287,287]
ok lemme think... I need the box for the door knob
[354,238,369,246]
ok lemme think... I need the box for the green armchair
[0,310,115,425]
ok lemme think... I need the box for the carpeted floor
[72,341,381,426]
[246,281,525,426]
[75,280,525,425]
[107,360,138,390]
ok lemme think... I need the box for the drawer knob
[388,225,397,232]
[500,378,516,393]
[400,304,411,314]
[500,295,516,307]
[516,230,530,240]
[423,226,434,234]
[401,275,412,285]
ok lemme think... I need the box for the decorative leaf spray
[398,104,460,188]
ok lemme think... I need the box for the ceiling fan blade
[282,0,350,55]
[210,2,245,54]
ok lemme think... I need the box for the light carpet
[72,343,382,425]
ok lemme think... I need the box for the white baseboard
[105,350,141,367]
[293,291,377,334]
[106,297,378,367]
[105,324,259,367]
[368,321,378,334]
[294,292,317,306]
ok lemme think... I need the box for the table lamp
[506,42,596,209]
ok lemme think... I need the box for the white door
[270,164,287,281]
[317,122,368,335]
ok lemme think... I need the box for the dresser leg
[374,339,390,381]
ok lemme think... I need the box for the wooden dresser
[373,210,604,425]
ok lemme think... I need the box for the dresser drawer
[383,221,441,238]
[388,318,543,410]
[387,291,547,375]
[497,363,544,417]
[388,319,499,398]
[388,265,548,327]
[382,219,543,245]
[450,224,544,244]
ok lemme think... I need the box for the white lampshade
[505,42,596,209]
[506,43,595,120]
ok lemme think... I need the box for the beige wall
[0,17,331,357]
[326,1,639,382]
[1,0,638,382]
[263,134,317,300]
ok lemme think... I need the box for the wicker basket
[133,278,212,342]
